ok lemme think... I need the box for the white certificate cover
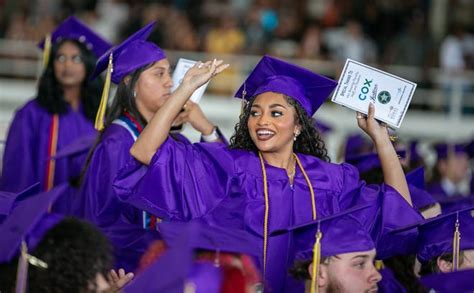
[172,58,209,104]
[331,59,416,128]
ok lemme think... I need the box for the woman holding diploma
[76,22,225,273]
[114,55,419,291]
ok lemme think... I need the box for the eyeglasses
[55,54,83,64]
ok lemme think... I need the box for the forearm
[375,138,412,206]
[131,85,194,165]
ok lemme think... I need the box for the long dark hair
[36,39,103,121]
[79,63,153,185]
[229,95,329,161]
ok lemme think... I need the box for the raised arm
[357,103,412,206]
[131,59,229,164]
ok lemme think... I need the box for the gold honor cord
[452,216,461,271]
[258,152,270,276]
[42,34,52,69]
[95,53,113,131]
[310,230,322,293]
[258,152,317,279]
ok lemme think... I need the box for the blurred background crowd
[0,0,473,163]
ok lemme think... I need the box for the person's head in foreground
[0,184,113,292]
[273,206,382,293]
[418,207,474,276]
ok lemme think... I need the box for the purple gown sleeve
[114,137,235,221]
[337,163,423,240]
[0,107,38,192]
[79,131,160,272]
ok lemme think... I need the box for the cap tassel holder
[95,53,113,131]
[15,241,48,293]
[42,34,52,69]
[310,225,322,293]
[240,83,247,115]
[452,214,461,272]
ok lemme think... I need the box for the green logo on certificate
[377,91,391,104]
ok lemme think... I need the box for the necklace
[287,159,296,183]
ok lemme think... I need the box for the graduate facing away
[114,55,417,292]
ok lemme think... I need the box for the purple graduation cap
[406,167,437,210]
[37,16,112,58]
[0,183,69,263]
[312,119,332,135]
[417,207,474,265]
[158,220,261,258]
[124,220,257,293]
[272,204,374,259]
[343,133,373,161]
[91,21,166,130]
[271,205,374,291]
[0,182,40,225]
[433,142,467,160]
[234,55,338,117]
[420,268,474,292]
[50,134,97,160]
[91,21,166,84]
[346,150,406,173]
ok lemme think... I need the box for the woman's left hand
[172,101,214,135]
[356,103,390,146]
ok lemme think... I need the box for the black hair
[0,217,112,292]
[418,252,465,276]
[229,96,329,162]
[383,255,427,293]
[36,39,104,122]
[289,257,331,281]
[79,63,153,185]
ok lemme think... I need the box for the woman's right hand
[180,59,229,92]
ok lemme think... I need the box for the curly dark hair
[0,217,112,292]
[229,95,329,162]
[36,39,104,122]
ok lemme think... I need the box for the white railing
[0,39,473,164]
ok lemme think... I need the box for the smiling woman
[114,55,419,292]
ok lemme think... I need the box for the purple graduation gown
[114,138,417,292]
[0,100,95,211]
[75,120,193,273]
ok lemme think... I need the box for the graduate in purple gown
[0,17,111,200]
[427,142,471,200]
[114,55,415,292]
[76,22,225,273]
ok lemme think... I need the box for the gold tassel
[452,216,461,271]
[375,260,385,270]
[42,34,52,69]
[94,53,113,131]
[240,83,247,115]
[310,229,322,293]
